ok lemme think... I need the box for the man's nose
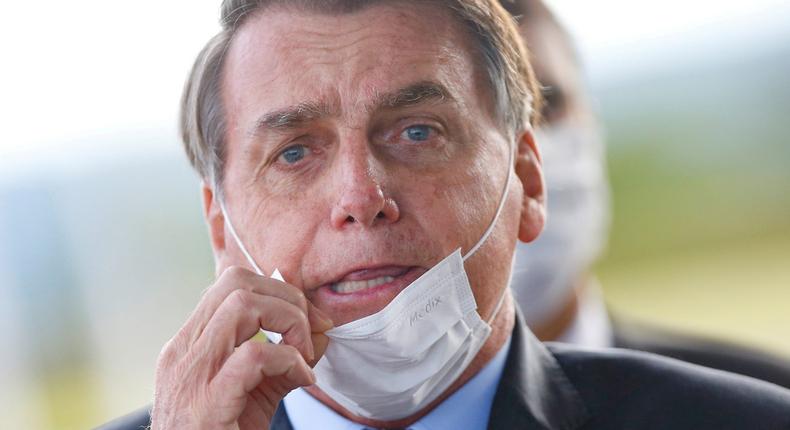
[330,144,400,229]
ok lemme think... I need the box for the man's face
[207,3,542,325]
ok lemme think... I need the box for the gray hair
[180,0,541,190]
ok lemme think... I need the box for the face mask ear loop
[462,135,516,262]
[218,198,265,277]
[486,286,510,325]
[219,196,285,344]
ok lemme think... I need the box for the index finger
[181,266,313,344]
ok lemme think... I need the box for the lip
[328,265,412,287]
[309,263,416,289]
[311,265,427,325]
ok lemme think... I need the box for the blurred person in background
[504,0,790,389]
[99,0,790,429]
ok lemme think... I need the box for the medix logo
[409,296,443,327]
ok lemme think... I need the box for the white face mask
[219,137,514,421]
[315,247,508,420]
[511,120,610,327]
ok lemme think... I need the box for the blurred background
[1,0,788,428]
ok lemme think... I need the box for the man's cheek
[409,186,486,251]
[449,179,496,226]
[256,217,316,276]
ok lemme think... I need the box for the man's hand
[150,266,333,429]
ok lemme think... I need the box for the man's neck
[304,293,517,429]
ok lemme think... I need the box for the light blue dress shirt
[283,337,511,430]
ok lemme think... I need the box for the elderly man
[100,1,790,429]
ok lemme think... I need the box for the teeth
[331,276,395,294]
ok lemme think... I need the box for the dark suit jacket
[97,309,790,430]
[612,315,790,390]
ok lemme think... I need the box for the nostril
[346,215,356,223]
[376,212,385,219]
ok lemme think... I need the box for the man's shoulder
[93,406,150,430]
[546,343,790,429]
[612,317,790,389]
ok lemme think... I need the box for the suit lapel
[270,402,294,430]
[487,308,591,430]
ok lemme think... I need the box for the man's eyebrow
[249,102,334,136]
[249,82,453,137]
[376,81,455,110]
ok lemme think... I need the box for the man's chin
[310,266,427,326]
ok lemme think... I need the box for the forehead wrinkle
[278,28,387,59]
[230,3,495,141]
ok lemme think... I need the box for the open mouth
[313,265,427,324]
[330,275,396,294]
[326,266,416,295]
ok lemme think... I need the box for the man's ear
[202,182,227,262]
[515,129,546,243]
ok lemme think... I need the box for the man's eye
[401,125,433,142]
[278,145,308,164]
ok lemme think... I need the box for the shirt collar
[283,337,512,430]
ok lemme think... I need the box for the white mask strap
[462,136,517,325]
[462,137,516,262]
[487,286,509,325]
[218,199,265,277]
[218,198,284,344]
